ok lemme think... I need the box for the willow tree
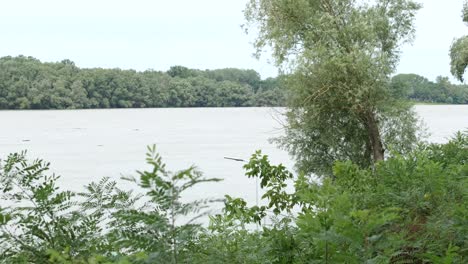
[244,0,421,177]
[450,1,468,82]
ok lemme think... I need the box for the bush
[0,133,466,263]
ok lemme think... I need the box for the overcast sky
[0,0,466,82]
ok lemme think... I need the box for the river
[0,105,467,211]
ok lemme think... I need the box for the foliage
[450,0,468,82]
[205,132,468,263]
[99,145,222,262]
[0,133,466,263]
[0,56,464,110]
[0,56,286,109]
[391,74,468,104]
[244,0,422,177]
[0,151,94,263]
[0,146,221,263]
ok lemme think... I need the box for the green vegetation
[450,1,468,82]
[0,132,466,263]
[0,146,222,263]
[391,74,468,104]
[244,0,422,177]
[1,56,466,111]
[0,56,285,109]
[1,0,467,262]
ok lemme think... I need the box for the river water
[0,105,467,211]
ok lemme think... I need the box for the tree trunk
[365,111,385,162]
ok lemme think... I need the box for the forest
[0,56,285,109]
[391,74,468,104]
[0,56,466,111]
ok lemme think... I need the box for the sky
[0,0,466,82]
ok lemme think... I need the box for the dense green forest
[391,74,468,104]
[0,56,285,109]
[0,56,466,111]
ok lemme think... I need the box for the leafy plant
[0,151,99,262]
[1,133,466,263]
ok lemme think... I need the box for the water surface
[0,106,466,208]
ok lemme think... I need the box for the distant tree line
[391,74,468,104]
[1,56,467,110]
[0,56,286,109]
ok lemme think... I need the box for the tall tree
[245,0,421,176]
[450,1,468,82]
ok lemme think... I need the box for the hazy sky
[0,0,466,81]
